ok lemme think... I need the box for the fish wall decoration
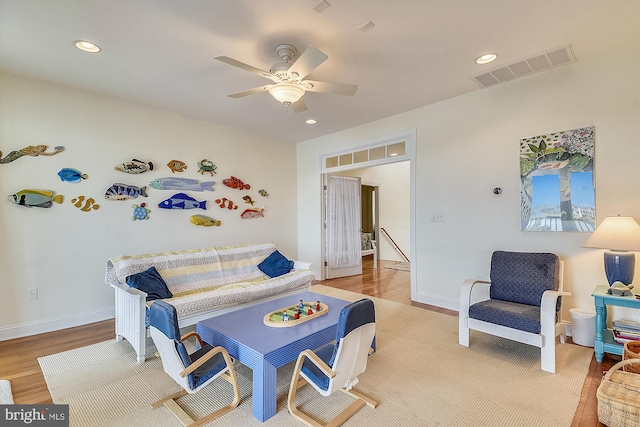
[58,168,87,183]
[258,189,269,198]
[149,177,215,192]
[190,214,221,227]
[115,159,154,174]
[167,160,187,173]
[215,198,238,210]
[197,159,217,176]
[0,145,64,164]
[71,196,99,212]
[7,189,63,208]
[222,176,250,190]
[158,193,206,210]
[240,208,264,219]
[242,195,255,205]
[104,183,148,200]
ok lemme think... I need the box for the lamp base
[604,251,635,286]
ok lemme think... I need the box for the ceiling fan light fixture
[268,83,305,105]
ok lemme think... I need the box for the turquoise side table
[591,284,640,362]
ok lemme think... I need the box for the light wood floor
[0,257,614,426]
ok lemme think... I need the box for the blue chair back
[149,301,197,387]
[489,251,560,306]
[305,298,375,393]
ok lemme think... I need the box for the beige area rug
[0,379,14,404]
[383,262,410,272]
[38,285,593,426]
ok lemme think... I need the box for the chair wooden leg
[163,399,196,426]
[555,323,567,344]
[288,355,322,427]
[152,353,240,427]
[288,357,376,427]
[325,399,366,427]
[152,389,188,409]
[540,338,556,374]
[340,387,378,409]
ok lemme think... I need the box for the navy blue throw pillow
[258,250,294,278]
[126,266,173,301]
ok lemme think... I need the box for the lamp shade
[583,216,640,251]
[583,216,640,286]
[268,83,305,105]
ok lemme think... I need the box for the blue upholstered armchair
[459,251,570,373]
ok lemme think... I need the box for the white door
[324,175,362,279]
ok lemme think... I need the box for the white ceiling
[0,0,636,144]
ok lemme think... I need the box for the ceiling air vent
[471,44,575,88]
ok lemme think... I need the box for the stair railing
[380,227,410,263]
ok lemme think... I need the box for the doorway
[319,129,416,299]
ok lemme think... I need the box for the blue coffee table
[196,291,351,422]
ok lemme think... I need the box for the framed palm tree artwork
[520,126,595,232]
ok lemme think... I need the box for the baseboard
[412,291,459,312]
[0,307,114,341]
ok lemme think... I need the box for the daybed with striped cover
[105,242,314,362]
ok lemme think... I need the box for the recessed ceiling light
[306,119,317,125]
[75,40,101,53]
[475,53,498,64]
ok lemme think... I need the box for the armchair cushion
[301,342,335,392]
[126,266,173,301]
[469,299,541,334]
[489,251,559,307]
[189,345,228,389]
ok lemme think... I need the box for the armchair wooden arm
[179,345,235,378]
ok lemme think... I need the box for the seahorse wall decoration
[0,145,65,164]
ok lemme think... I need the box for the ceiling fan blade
[291,98,307,113]
[288,46,328,80]
[227,85,272,98]
[303,80,358,96]
[214,56,278,82]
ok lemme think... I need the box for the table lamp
[583,215,640,286]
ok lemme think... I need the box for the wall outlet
[430,212,445,222]
[29,288,38,300]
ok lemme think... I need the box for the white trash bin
[570,308,596,347]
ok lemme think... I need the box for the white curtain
[327,176,361,268]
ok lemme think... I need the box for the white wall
[297,41,640,321]
[0,73,299,339]
[336,162,410,262]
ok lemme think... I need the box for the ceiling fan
[214,44,357,113]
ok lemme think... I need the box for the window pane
[387,141,405,157]
[339,154,352,165]
[354,150,369,163]
[369,147,386,160]
[325,156,339,168]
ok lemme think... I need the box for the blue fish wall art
[149,177,215,192]
[158,193,206,210]
[105,183,148,200]
[58,168,88,183]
